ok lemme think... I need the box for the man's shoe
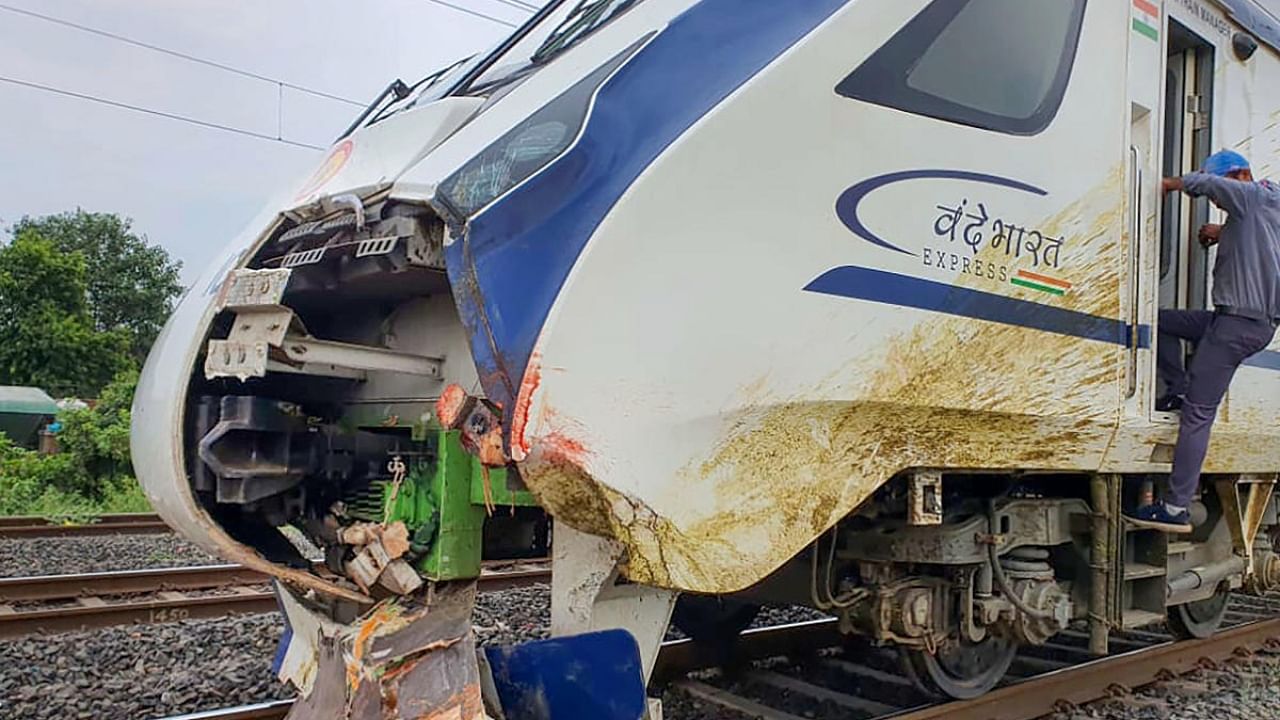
[1125,504,1192,534]
[1156,394,1184,412]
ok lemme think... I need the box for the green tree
[0,233,133,396]
[11,211,183,360]
[56,369,138,491]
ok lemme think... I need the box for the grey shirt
[1182,172,1280,324]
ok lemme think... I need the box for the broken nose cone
[276,581,651,720]
[277,581,488,720]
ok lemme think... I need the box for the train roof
[1215,0,1280,54]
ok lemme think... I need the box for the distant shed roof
[0,386,60,416]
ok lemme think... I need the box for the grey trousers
[1157,310,1277,507]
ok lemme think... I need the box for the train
[131,0,1280,717]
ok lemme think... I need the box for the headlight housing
[436,37,649,221]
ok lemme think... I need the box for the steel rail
[0,589,279,638]
[151,699,296,720]
[889,617,1280,720]
[0,564,549,638]
[0,564,269,602]
[0,513,160,527]
[0,513,169,538]
[0,562,549,604]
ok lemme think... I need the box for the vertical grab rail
[1127,145,1143,399]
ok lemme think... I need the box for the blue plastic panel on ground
[484,628,647,720]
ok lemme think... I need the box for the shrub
[0,370,152,519]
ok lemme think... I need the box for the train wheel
[1167,587,1230,640]
[899,634,1017,700]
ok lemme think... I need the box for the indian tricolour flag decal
[1012,269,1072,297]
[1133,0,1160,41]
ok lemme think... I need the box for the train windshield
[464,0,641,93]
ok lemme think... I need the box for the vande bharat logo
[835,170,1073,297]
[295,139,354,201]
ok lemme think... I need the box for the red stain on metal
[436,384,470,428]
[542,432,591,467]
[510,351,543,461]
[475,427,507,467]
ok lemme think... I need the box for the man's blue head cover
[1203,149,1250,177]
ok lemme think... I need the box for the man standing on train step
[1127,150,1280,533]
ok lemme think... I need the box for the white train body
[132,0,1280,712]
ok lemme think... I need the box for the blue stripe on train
[806,265,1280,372]
[447,0,850,414]
[805,265,1149,348]
[1245,350,1280,370]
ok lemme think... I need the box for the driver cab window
[836,0,1087,135]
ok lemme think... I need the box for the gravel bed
[662,687,751,720]
[750,605,828,628]
[0,614,288,720]
[0,535,218,577]
[474,582,552,646]
[1047,649,1280,720]
[0,583,792,719]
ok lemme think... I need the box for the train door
[1155,21,1217,411]
[1159,23,1215,320]
[1124,3,1217,420]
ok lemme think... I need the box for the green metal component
[342,429,541,582]
[419,431,485,580]
[469,459,539,509]
[420,431,540,580]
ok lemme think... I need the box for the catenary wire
[419,0,523,27]
[0,74,326,150]
[0,2,363,106]
[483,0,541,13]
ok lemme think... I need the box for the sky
[2,1,1279,287]
[0,0,542,284]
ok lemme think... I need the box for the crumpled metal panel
[279,582,484,720]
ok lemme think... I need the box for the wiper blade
[336,79,411,142]
[531,0,634,66]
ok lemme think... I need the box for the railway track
[170,594,1280,720]
[0,512,169,538]
[669,594,1280,720]
[158,700,296,720]
[0,561,550,639]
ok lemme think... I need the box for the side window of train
[835,0,1088,136]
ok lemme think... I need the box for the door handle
[1127,145,1143,399]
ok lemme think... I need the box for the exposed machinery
[132,0,1280,717]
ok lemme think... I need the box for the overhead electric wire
[484,0,541,13]
[0,2,363,107]
[421,0,523,27]
[0,74,326,150]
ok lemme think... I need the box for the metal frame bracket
[908,470,943,526]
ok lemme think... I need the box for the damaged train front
[130,132,641,720]
[130,4,691,716]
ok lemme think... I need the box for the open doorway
[1155,21,1216,403]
